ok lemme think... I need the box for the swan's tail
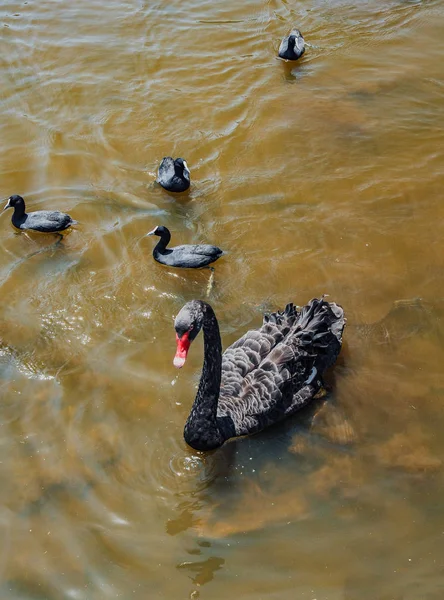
[293,297,345,368]
[263,302,300,330]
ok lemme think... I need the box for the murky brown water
[1,0,444,598]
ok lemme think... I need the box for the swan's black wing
[217,298,345,437]
[219,302,300,398]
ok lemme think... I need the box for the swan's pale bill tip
[147,227,157,236]
[173,355,186,369]
[174,331,190,368]
[3,199,11,211]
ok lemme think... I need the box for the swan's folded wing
[220,304,300,399]
[218,298,345,437]
[218,342,309,436]
[221,327,283,397]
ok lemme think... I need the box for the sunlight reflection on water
[1,0,444,598]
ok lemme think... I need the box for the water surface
[1,0,444,598]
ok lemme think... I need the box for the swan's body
[157,157,190,192]
[174,297,345,451]
[148,226,223,269]
[278,29,305,61]
[3,195,77,233]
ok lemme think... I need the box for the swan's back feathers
[221,302,300,385]
[220,304,298,398]
[217,298,345,436]
[293,298,345,368]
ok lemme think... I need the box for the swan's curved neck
[184,304,224,451]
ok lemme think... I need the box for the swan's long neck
[184,304,224,451]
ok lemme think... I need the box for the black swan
[173,297,345,451]
[148,226,223,269]
[278,29,305,61]
[157,157,190,192]
[3,195,77,233]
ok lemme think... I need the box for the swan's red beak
[174,331,190,368]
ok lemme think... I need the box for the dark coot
[278,29,305,61]
[148,225,223,268]
[157,157,190,192]
[3,195,77,233]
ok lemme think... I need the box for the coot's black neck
[183,302,225,451]
[12,201,26,218]
[11,201,27,227]
[174,164,183,178]
[154,228,171,252]
[288,36,297,53]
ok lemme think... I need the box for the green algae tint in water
[1,0,444,598]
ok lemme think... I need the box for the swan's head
[3,194,24,211]
[174,158,190,182]
[173,300,205,368]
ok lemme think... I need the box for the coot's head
[288,29,305,51]
[173,300,206,368]
[147,225,170,238]
[3,195,25,211]
[174,158,190,181]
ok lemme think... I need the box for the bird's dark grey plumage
[3,195,77,233]
[278,29,305,61]
[174,297,345,451]
[157,157,190,192]
[148,226,223,269]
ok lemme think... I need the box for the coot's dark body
[278,29,305,61]
[148,226,223,268]
[157,157,190,192]
[3,195,77,233]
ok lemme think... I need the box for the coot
[3,195,77,233]
[148,225,223,268]
[278,29,305,61]
[157,157,190,192]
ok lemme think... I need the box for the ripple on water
[120,425,222,500]
[1,0,444,597]
[168,452,218,490]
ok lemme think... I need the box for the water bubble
[168,452,217,490]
